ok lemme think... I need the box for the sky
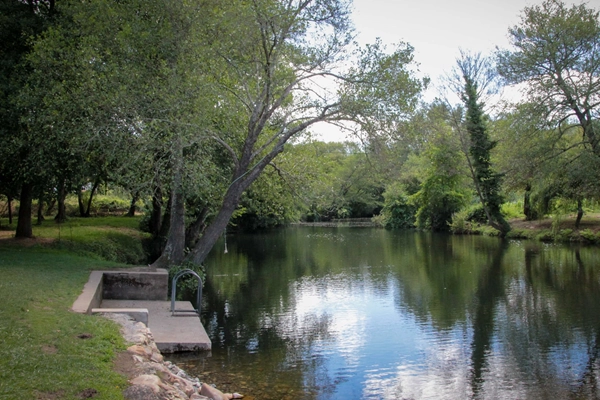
[313,0,600,141]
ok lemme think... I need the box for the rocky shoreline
[104,313,242,400]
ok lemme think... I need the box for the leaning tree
[155,0,427,267]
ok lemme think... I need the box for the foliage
[168,262,206,303]
[233,159,304,230]
[465,204,489,224]
[407,107,469,231]
[376,182,416,229]
[451,52,510,234]
[500,202,524,220]
[497,0,600,157]
[449,209,473,234]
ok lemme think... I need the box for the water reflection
[167,227,600,399]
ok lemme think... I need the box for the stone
[127,344,150,358]
[200,383,227,400]
[130,374,162,393]
[190,394,211,400]
[150,350,164,363]
[123,384,162,400]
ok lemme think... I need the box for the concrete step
[100,300,211,353]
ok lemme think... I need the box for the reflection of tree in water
[473,244,600,399]
[469,240,507,397]
[390,234,600,398]
[391,233,499,330]
[184,228,600,399]
[199,228,380,398]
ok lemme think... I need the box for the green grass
[0,246,131,399]
[1,216,149,265]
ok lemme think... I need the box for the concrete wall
[71,271,104,314]
[102,270,168,301]
[72,268,169,314]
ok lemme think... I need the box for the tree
[408,105,469,231]
[173,0,425,266]
[449,52,510,235]
[497,0,600,157]
[0,0,56,237]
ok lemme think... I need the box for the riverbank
[1,214,599,397]
[105,313,241,400]
[458,214,600,243]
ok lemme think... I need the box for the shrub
[555,229,573,242]
[536,230,554,242]
[579,229,599,243]
[502,201,524,219]
[168,262,206,307]
[450,209,473,234]
[465,204,488,224]
[378,183,416,229]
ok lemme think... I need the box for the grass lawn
[0,219,144,399]
[0,216,149,265]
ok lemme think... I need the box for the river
[167,226,600,399]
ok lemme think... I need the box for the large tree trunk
[185,207,209,249]
[184,182,246,265]
[523,184,534,221]
[7,195,13,225]
[37,194,45,225]
[15,183,33,238]
[45,197,56,216]
[126,192,139,217]
[183,137,284,265]
[150,186,163,237]
[151,189,185,268]
[580,113,600,158]
[55,180,67,223]
[77,188,85,217]
[148,192,171,264]
[151,139,186,269]
[84,178,100,217]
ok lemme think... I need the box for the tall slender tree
[450,52,510,235]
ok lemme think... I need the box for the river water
[167,226,600,399]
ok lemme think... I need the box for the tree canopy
[3,0,600,263]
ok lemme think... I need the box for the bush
[536,230,554,242]
[168,262,206,306]
[502,201,524,219]
[506,228,529,239]
[450,209,474,234]
[465,204,488,224]
[384,200,416,229]
[377,183,416,229]
[579,229,599,243]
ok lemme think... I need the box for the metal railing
[170,269,203,316]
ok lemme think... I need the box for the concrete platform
[101,300,211,353]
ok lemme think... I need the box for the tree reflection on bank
[167,227,600,399]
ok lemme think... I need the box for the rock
[150,350,164,363]
[189,394,211,400]
[106,313,243,400]
[130,374,162,393]
[123,384,162,400]
[127,344,150,358]
[200,383,227,400]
